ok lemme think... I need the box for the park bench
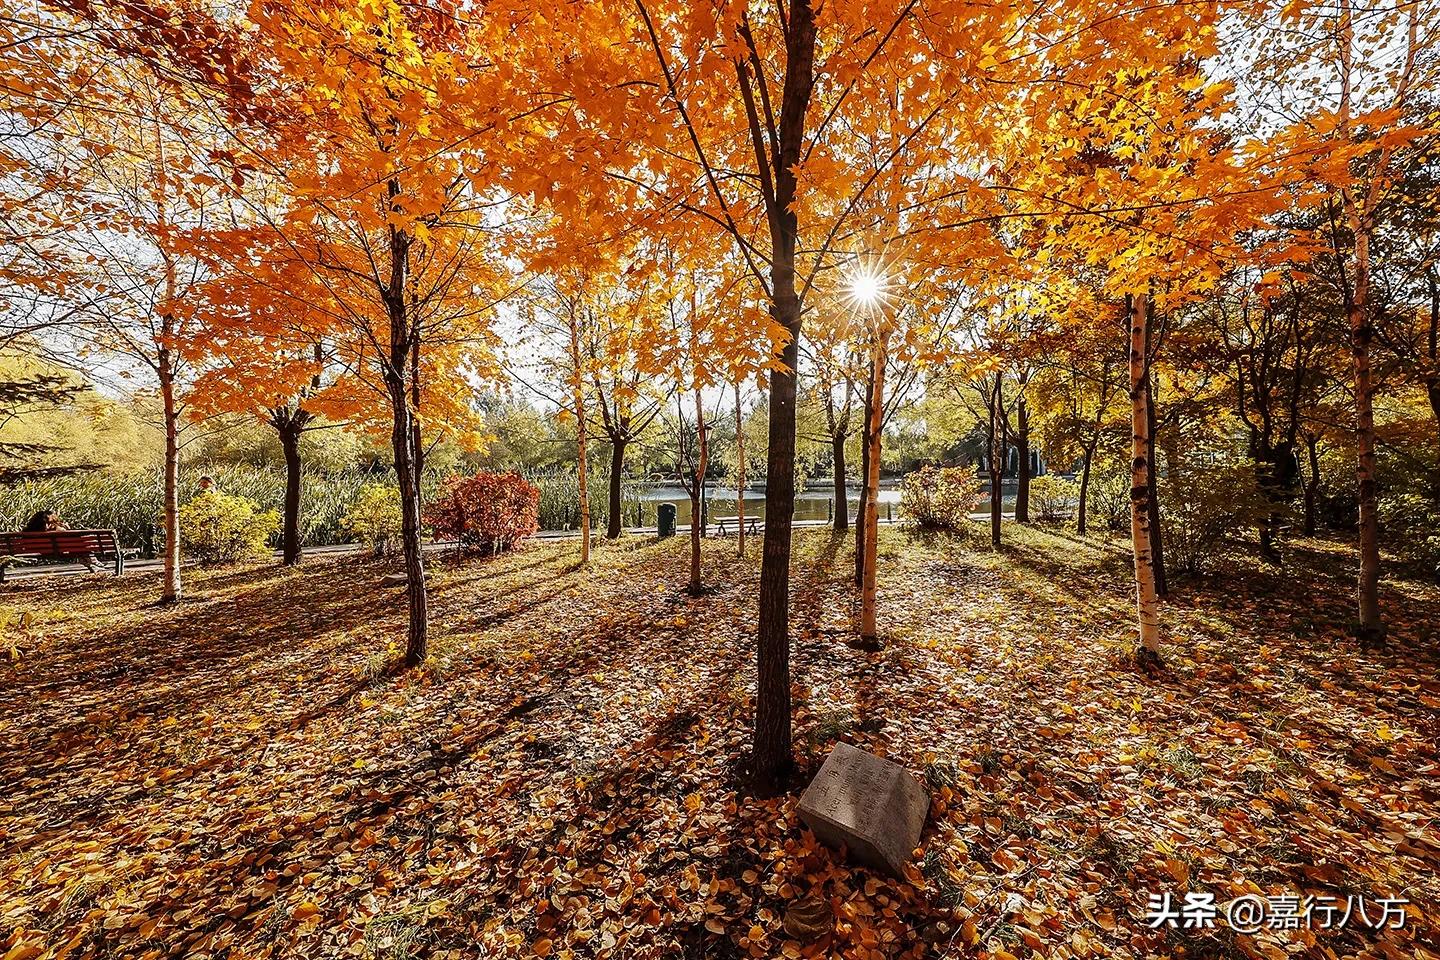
[712,516,760,538]
[0,529,128,581]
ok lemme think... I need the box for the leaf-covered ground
[2,526,1438,960]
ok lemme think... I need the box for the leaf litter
[1,525,1437,959]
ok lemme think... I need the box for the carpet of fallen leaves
[2,525,1438,960]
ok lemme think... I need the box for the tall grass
[521,467,642,532]
[0,464,641,554]
[0,466,386,555]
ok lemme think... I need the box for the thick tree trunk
[755,303,800,787]
[1015,393,1031,523]
[859,333,887,647]
[1129,294,1162,667]
[1077,442,1095,535]
[279,421,303,566]
[832,430,848,533]
[607,438,626,538]
[735,381,747,558]
[746,0,816,792]
[159,348,181,605]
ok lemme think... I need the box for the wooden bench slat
[1,528,126,581]
[2,535,111,551]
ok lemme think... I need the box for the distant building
[974,445,1047,478]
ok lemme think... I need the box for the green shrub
[1380,493,1440,573]
[900,466,983,530]
[1159,463,1275,574]
[1084,459,1132,532]
[1028,474,1078,522]
[177,491,277,565]
[341,483,405,555]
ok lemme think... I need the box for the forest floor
[2,525,1438,960]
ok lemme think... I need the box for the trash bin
[658,503,677,538]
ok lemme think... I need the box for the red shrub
[425,472,540,553]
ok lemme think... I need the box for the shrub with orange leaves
[425,472,540,554]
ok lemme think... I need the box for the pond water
[629,481,1021,527]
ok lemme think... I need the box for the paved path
[0,519,860,583]
[1,514,1028,584]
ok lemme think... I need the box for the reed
[0,464,639,553]
[520,467,642,532]
[0,466,387,555]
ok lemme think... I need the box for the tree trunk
[1425,268,1440,429]
[569,310,590,564]
[159,346,181,605]
[735,381,747,557]
[279,420,303,566]
[1015,392,1031,523]
[576,420,591,563]
[688,388,707,595]
[1425,268,1440,499]
[384,202,427,669]
[854,358,873,587]
[1129,293,1162,668]
[748,0,816,793]
[1349,226,1384,644]
[607,437,626,538]
[392,376,428,668]
[859,332,887,647]
[1144,352,1167,599]
[1077,441,1095,535]
[755,311,799,787]
[826,430,846,535]
[1303,435,1321,536]
[1429,380,1440,449]
[989,376,1004,548]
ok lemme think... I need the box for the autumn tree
[195,0,509,665]
[800,319,862,533]
[12,67,232,603]
[186,299,348,567]
[575,270,668,540]
[1029,300,1127,535]
[1242,0,1434,642]
[505,0,1022,788]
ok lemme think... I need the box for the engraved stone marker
[798,741,929,877]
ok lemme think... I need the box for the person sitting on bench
[23,509,98,571]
